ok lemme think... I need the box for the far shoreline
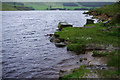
[0,10,89,12]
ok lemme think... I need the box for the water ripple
[2,11,90,78]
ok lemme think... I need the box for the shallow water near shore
[2,11,93,78]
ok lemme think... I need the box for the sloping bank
[49,2,120,79]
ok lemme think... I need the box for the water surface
[2,11,91,78]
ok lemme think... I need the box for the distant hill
[77,2,114,7]
[2,2,34,11]
[1,2,115,11]
[23,2,115,10]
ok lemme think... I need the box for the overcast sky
[2,0,118,2]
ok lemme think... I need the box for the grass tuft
[60,65,90,79]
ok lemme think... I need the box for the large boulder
[58,22,73,30]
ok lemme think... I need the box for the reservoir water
[2,11,91,78]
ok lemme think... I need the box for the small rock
[101,67,106,70]
[50,37,61,43]
[60,70,65,73]
[56,28,59,31]
[45,34,53,37]
[54,39,61,43]
[76,61,79,64]
[59,38,64,42]
[50,37,55,42]
[80,60,82,62]
[64,40,69,44]
[79,58,83,62]
[84,58,87,60]
[49,34,54,37]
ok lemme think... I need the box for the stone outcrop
[55,42,66,47]
[48,34,66,47]
[58,22,73,30]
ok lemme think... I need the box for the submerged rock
[45,34,54,37]
[58,22,73,30]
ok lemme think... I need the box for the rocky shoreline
[46,20,119,78]
[46,2,120,78]
[47,21,119,51]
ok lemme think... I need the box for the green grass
[23,2,50,10]
[96,51,120,78]
[96,69,119,78]
[24,5,49,10]
[63,6,91,10]
[52,6,64,8]
[60,65,90,79]
[67,44,85,53]
[23,2,63,10]
[107,51,120,69]
[92,50,120,77]
[92,50,107,57]
[55,23,119,52]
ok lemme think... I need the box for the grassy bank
[60,65,90,79]
[55,2,120,53]
[55,23,119,53]
[95,51,120,78]
[54,2,120,79]
[60,51,120,79]
[56,23,120,79]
